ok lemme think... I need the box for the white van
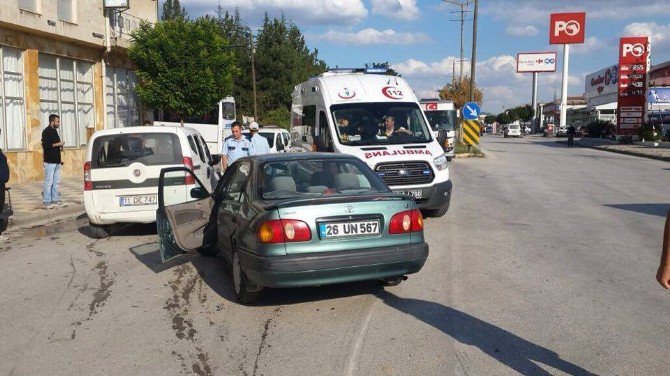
[291,68,452,217]
[241,126,292,153]
[420,99,457,160]
[84,126,220,237]
[154,97,236,156]
[505,123,521,138]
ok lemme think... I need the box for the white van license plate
[319,220,380,239]
[395,189,423,199]
[119,194,158,207]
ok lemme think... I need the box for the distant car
[156,153,429,303]
[556,126,568,137]
[84,126,220,238]
[242,126,292,153]
[504,124,521,138]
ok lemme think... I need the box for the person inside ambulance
[381,115,412,139]
[337,117,352,142]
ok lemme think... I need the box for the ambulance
[291,68,452,217]
[419,99,456,159]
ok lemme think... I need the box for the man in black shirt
[41,114,67,209]
[0,128,9,241]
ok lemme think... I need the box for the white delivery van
[420,99,457,159]
[154,97,236,156]
[84,126,220,238]
[291,68,452,217]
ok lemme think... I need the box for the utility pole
[445,1,473,82]
[250,32,258,122]
[469,0,478,102]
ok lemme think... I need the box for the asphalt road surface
[1,134,669,375]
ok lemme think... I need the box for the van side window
[187,135,198,155]
[199,135,212,161]
[317,111,333,152]
[303,105,316,142]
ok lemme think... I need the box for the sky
[169,0,670,114]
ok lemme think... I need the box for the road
[1,134,669,375]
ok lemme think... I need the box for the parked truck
[419,99,457,160]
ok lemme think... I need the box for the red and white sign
[616,36,650,135]
[516,52,557,73]
[382,86,404,100]
[424,102,438,110]
[549,12,586,44]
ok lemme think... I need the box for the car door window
[192,135,207,163]
[224,162,251,202]
[283,133,290,147]
[276,134,284,151]
[199,135,212,162]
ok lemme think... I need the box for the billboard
[647,87,670,104]
[549,12,586,44]
[585,64,618,99]
[516,52,557,73]
[616,36,650,135]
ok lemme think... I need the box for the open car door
[157,166,214,262]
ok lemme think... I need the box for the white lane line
[345,295,379,376]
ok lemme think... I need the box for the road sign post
[462,102,481,151]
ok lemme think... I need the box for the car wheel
[89,223,110,239]
[423,205,448,218]
[380,276,406,287]
[232,250,261,304]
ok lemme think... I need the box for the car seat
[334,173,360,191]
[269,176,297,192]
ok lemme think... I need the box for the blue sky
[174,0,670,114]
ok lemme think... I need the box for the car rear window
[91,133,182,168]
[510,125,520,129]
[259,158,390,200]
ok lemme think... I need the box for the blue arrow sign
[463,102,480,120]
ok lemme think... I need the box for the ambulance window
[317,111,333,152]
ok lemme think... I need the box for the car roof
[90,125,198,138]
[236,152,359,164]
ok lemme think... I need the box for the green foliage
[129,18,236,122]
[255,14,327,118]
[637,122,661,141]
[496,112,511,124]
[262,107,291,130]
[438,76,483,110]
[484,115,496,125]
[162,0,188,20]
[586,119,613,138]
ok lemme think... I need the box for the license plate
[319,220,380,239]
[395,189,423,199]
[119,194,157,207]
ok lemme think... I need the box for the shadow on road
[78,222,157,239]
[604,203,670,217]
[378,290,596,376]
[129,241,190,273]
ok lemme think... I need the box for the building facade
[0,0,158,183]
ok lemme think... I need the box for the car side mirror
[190,187,209,200]
[209,154,222,166]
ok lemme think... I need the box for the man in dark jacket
[0,128,9,241]
[42,114,67,209]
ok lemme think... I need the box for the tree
[438,76,483,110]
[496,112,511,124]
[162,0,188,21]
[254,14,327,118]
[129,18,237,123]
[484,115,496,125]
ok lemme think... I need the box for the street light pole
[444,0,473,82]
[469,0,478,102]
[250,32,258,122]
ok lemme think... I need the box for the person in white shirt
[249,122,271,155]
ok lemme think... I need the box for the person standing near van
[221,121,251,170]
[248,122,270,155]
[42,114,67,209]
[0,129,9,242]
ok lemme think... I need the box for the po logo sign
[622,43,645,57]
[549,12,585,44]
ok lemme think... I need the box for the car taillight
[182,157,195,184]
[258,219,311,244]
[84,161,92,191]
[389,209,423,234]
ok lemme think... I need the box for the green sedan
[157,153,428,303]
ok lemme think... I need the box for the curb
[6,204,86,232]
[454,153,486,159]
[590,146,670,162]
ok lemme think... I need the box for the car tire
[232,250,261,304]
[89,223,110,239]
[380,276,406,287]
[423,205,448,218]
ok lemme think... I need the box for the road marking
[345,295,379,376]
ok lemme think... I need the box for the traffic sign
[462,102,480,120]
[462,120,480,146]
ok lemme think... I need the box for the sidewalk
[2,176,85,232]
[574,137,670,162]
